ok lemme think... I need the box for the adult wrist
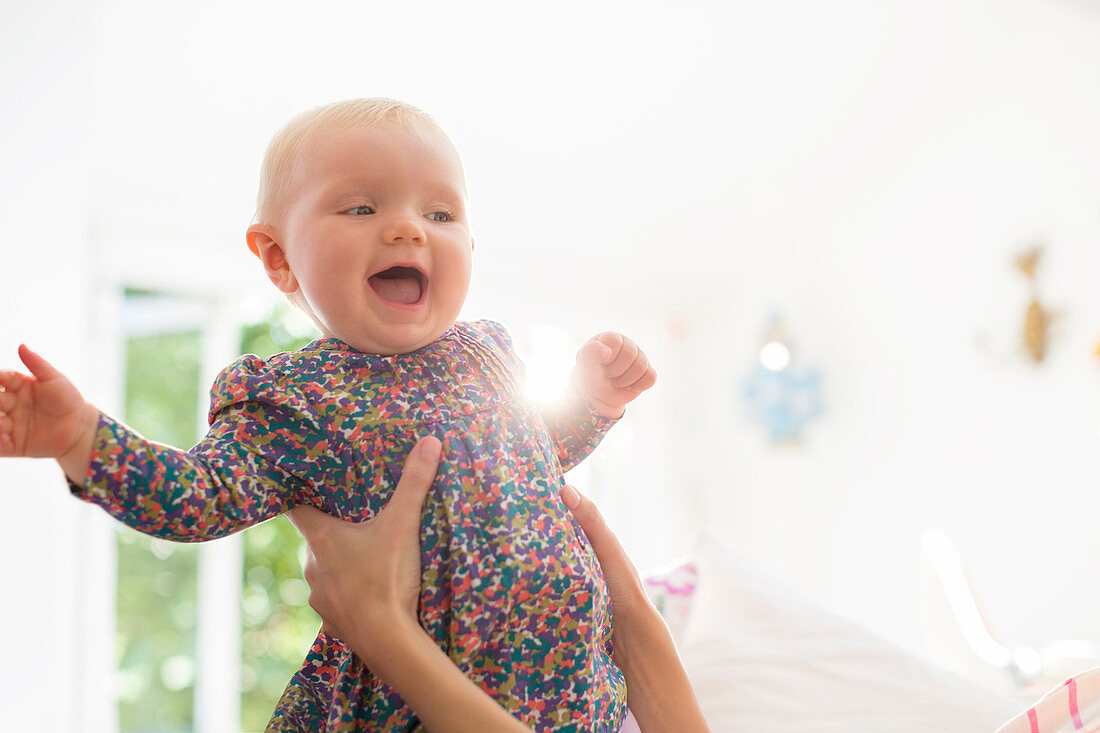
[343,604,426,677]
[613,602,669,670]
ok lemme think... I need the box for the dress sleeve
[539,393,620,473]
[469,319,620,473]
[68,355,324,542]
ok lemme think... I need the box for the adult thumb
[560,483,623,569]
[385,435,442,521]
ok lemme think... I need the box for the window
[117,320,202,731]
[115,292,318,732]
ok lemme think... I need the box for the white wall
[0,1,117,730]
[3,0,1099,722]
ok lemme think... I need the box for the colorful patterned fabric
[70,320,627,732]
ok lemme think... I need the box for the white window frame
[109,288,246,733]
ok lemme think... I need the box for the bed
[644,534,1034,732]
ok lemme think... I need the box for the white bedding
[647,534,1020,732]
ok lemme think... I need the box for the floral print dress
[69,320,627,732]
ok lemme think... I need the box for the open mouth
[367,265,426,306]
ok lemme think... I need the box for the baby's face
[277,123,473,355]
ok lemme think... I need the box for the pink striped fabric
[1067,677,1083,730]
[997,666,1100,733]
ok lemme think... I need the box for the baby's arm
[1,345,305,541]
[77,411,302,540]
[541,332,656,472]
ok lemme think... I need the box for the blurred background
[2,0,1099,730]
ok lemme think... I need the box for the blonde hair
[254,98,444,225]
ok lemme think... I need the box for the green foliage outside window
[117,298,321,733]
[118,329,202,733]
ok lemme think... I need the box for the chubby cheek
[295,237,359,284]
[439,251,473,312]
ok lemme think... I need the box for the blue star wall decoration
[741,314,824,443]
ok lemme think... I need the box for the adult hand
[287,435,442,653]
[559,483,711,733]
[558,483,652,638]
[288,434,532,732]
[289,439,708,732]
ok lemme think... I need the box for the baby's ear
[246,224,299,294]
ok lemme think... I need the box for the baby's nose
[383,214,426,244]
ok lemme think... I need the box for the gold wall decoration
[1015,247,1054,364]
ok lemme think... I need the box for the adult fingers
[560,484,651,625]
[559,484,626,568]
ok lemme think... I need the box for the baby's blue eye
[426,211,453,222]
[346,206,374,216]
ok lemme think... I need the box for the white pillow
[678,534,1019,732]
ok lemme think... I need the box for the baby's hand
[571,332,657,419]
[0,346,98,472]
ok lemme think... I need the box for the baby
[0,99,656,732]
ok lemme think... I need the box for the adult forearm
[615,610,711,733]
[344,614,530,733]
